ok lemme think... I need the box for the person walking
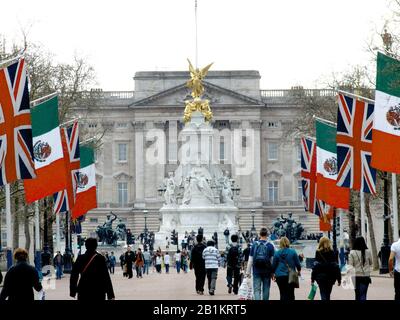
[175,250,182,273]
[164,252,170,274]
[135,248,144,278]
[224,228,230,245]
[119,253,125,273]
[70,238,115,300]
[124,247,136,279]
[190,234,207,295]
[181,249,189,273]
[225,234,243,295]
[389,235,400,300]
[53,251,64,280]
[155,252,162,273]
[242,243,251,271]
[0,248,42,301]
[272,237,301,301]
[348,236,372,300]
[311,237,341,300]
[245,227,275,300]
[109,252,116,274]
[143,248,151,275]
[202,240,219,295]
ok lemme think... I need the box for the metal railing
[76,91,135,100]
[263,200,304,207]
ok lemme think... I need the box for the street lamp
[144,210,149,233]
[251,209,256,234]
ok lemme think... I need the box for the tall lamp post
[251,209,256,234]
[379,28,393,274]
[143,210,148,234]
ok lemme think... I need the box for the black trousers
[194,267,206,292]
[316,280,334,300]
[395,270,400,301]
[276,276,295,301]
[126,263,133,278]
[226,266,241,293]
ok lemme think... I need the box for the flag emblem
[77,172,88,188]
[386,104,400,128]
[33,140,52,162]
[323,157,337,175]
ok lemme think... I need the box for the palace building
[74,70,336,238]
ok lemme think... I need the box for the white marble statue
[182,178,191,205]
[164,172,177,205]
[219,171,233,204]
[218,213,235,231]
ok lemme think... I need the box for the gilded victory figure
[184,59,214,123]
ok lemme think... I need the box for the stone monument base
[155,205,238,250]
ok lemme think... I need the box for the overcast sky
[0,0,391,91]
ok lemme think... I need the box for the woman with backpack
[272,237,301,301]
[348,236,373,300]
[245,227,275,300]
[311,237,341,300]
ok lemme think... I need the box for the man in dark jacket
[190,234,207,295]
[70,238,115,300]
[0,248,42,301]
[124,247,136,279]
[53,251,64,280]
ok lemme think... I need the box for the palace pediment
[129,81,264,107]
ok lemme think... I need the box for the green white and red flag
[24,96,67,202]
[315,118,350,209]
[71,145,97,219]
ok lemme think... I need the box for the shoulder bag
[283,252,299,288]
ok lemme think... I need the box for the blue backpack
[253,242,273,273]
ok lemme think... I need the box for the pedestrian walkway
[43,267,395,300]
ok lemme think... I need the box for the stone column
[133,121,145,207]
[250,120,262,203]
[168,120,178,164]
[101,121,115,205]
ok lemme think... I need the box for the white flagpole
[392,173,399,241]
[5,184,12,269]
[56,213,61,253]
[360,191,366,238]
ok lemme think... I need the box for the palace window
[268,142,278,160]
[117,122,128,128]
[118,143,127,162]
[118,182,128,207]
[268,180,279,203]
[268,121,279,128]
[219,137,226,161]
[297,143,302,161]
[298,180,303,202]
[89,218,98,223]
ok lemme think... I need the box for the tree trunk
[24,206,31,254]
[348,192,357,248]
[12,184,19,250]
[365,193,379,270]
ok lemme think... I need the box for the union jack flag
[300,137,325,216]
[0,58,36,185]
[336,93,376,194]
[53,121,80,213]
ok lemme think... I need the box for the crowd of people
[0,227,399,301]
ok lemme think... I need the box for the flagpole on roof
[312,115,337,127]
[336,89,375,104]
[30,92,58,107]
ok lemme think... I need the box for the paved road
[42,267,396,300]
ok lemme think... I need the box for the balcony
[263,200,304,207]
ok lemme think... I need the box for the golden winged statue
[186,59,213,98]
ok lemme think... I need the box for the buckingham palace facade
[73,70,328,237]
